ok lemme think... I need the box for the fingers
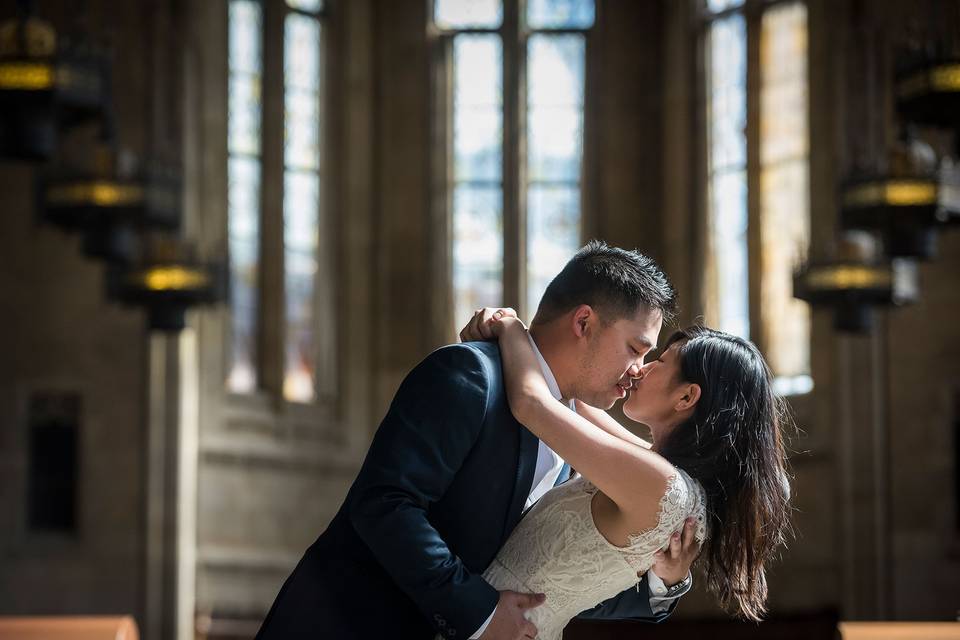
[477,309,493,339]
[458,309,478,342]
[461,308,489,342]
[515,592,546,609]
[681,517,697,554]
[487,307,519,338]
[669,529,682,557]
[459,307,519,342]
[479,308,498,339]
[523,621,538,638]
[481,307,510,338]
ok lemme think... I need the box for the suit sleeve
[349,345,499,639]
[574,573,677,622]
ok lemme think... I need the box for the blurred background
[0,0,958,638]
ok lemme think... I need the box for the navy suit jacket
[255,342,673,639]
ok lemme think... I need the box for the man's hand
[651,517,700,586]
[459,307,518,342]
[478,590,545,640]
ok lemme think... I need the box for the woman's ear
[675,383,701,412]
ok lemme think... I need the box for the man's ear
[571,304,595,338]
[675,383,701,412]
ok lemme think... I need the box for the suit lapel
[501,426,539,541]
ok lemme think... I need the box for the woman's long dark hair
[657,326,793,621]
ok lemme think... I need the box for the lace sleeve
[621,471,708,570]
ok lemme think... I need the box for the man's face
[573,307,663,409]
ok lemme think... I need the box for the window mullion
[745,2,763,348]
[259,0,287,401]
[432,34,455,339]
[311,9,334,402]
[502,0,524,316]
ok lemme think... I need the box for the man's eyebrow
[635,336,655,349]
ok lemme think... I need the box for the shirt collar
[527,333,563,403]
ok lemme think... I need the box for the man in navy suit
[255,242,700,640]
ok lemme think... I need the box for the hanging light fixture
[896,58,960,132]
[36,0,187,266]
[91,0,227,333]
[0,0,108,161]
[894,0,960,137]
[840,128,959,259]
[794,233,919,333]
[106,235,227,332]
[39,143,181,263]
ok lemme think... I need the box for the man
[255,241,699,640]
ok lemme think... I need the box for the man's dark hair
[531,240,678,326]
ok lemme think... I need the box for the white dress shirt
[469,336,689,638]
[523,334,570,509]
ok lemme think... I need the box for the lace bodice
[482,470,708,640]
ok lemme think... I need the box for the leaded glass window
[702,0,812,395]
[227,0,263,394]
[706,0,744,13]
[283,1,324,403]
[761,2,812,395]
[526,32,586,318]
[527,0,595,29]
[706,10,749,339]
[435,0,593,329]
[226,0,328,404]
[452,34,504,328]
[435,0,502,29]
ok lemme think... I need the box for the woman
[460,309,792,639]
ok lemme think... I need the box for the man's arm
[573,400,653,450]
[575,573,673,621]
[575,516,700,622]
[348,345,498,639]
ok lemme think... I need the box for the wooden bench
[0,616,139,640]
[840,622,960,640]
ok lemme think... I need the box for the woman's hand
[459,307,519,342]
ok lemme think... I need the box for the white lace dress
[481,469,708,640]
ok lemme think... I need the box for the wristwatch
[662,574,692,598]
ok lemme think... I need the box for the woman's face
[623,341,689,437]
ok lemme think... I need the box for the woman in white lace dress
[463,311,792,639]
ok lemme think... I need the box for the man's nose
[634,361,656,378]
[627,362,642,378]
